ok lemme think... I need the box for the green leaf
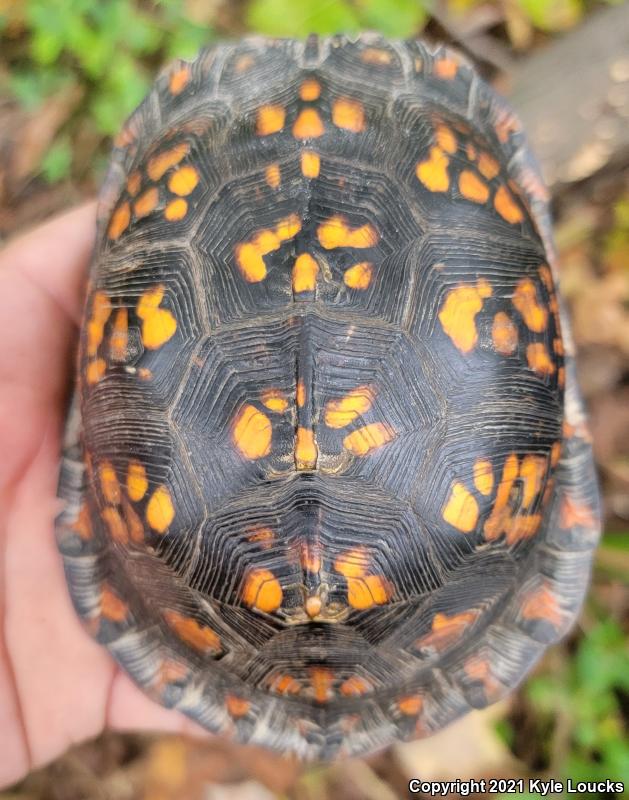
[516,0,583,31]
[246,0,361,37]
[40,137,73,182]
[356,0,428,36]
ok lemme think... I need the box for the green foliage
[516,0,583,31]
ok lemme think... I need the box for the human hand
[0,204,203,788]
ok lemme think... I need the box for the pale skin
[0,204,205,789]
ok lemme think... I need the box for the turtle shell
[56,34,601,759]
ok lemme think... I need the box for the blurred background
[0,1,628,798]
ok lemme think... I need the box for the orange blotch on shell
[168,165,199,196]
[169,65,190,95]
[513,278,548,333]
[344,261,373,290]
[442,481,479,533]
[261,389,288,413]
[293,108,325,139]
[554,338,564,356]
[332,97,365,133]
[133,187,159,219]
[492,311,518,355]
[301,543,321,574]
[108,202,131,240]
[248,526,275,547]
[521,584,563,627]
[226,695,250,718]
[459,170,490,204]
[299,78,321,101]
[102,507,128,544]
[317,215,379,250]
[147,142,189,181]
[137,285,177,349]
[296,380,306,408]
[415,609,479,652]
[256,104,285,135]
[86,358,107,385]
[539,264,554,291]
[310,668,333,703]
[473,459,494,496]
[416,146,450,193]
[494,185,523,224]
[325,385,374,429]
[272,673,301,696]
[361,48,392,65]
[478,152,500,180]
[484,453,519,540]
[265,163,280,189]
[235,54,255,73]
[146,485,175,534]
[463,658,502,699]
[232,404,272,460]
[438,280,493,353]
[301,150,320,178]
[347,574,391,610]
[340,676,372,697]
[559,495,597,530]
[506,513,542,544]
[164,197,188,221]
[99,461,120,505]
[295,427,318,470]
[126,171,141,196]
[109,307,129,361]
[122,499,145,544]
[519,455,547,508]
[435,124,457,154]
[164,610,221,654]
[527,343,556,375]
[292,253,319,293]
[101,586,128,622]
[87,291,112,357]
[235,215,301,283]
[434,57,458,79]
[343,422,395,456]
[243,568,283,613]
[433,610,479,632]
[335,547,369,578]
[398,695,423,716]
[71,502,93,540]
[153,660,189,692]
[127,459,148,502]
[551,442,562,466]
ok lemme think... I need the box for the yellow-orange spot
[435,124,457,154]
[310,668,333,703]
[293,108,324,139]
[527,343,556,375]
[415,609,479,652]
[484,453,519,540]
[108,202,131,240]
[317,215,379,250]
[332,97,365,133]
[344,261,373,290]
[347,574,391,610]
[235,54,255,73]
[299,78,321,101]
[134,187,159,219]
[101,586,128,622]
[146,485,175,534]
[494,185,523,224]
[164,197,188,221]
[123,499,145,544]
[340,676,371,697]
[478,152,500,180]
[434,57,458,79]
[273,674,300,695]
[87,291,112,357]
[459,170,489,203]
[325,385,374,429]
[438,280,493,353]
[102,507,128,544]
[153,660,189,692]
[99,461,120,505]
[301,150,320,178]
[164,610,221,653]
[466,143,477,161]
[261,389,288,413]
[109,307,129,361]
[521,585,562,627]
[248,526,275,547]
[232,404,272,460]
[416,146,450,193]
[492,311,518,355]
[335,548,368,578]
[513,279,548,333]
[169,65,190,95]
[235,215,301,283]
[243,568,283,613]
[398,695,423,716]
[295,426,318,470]
[265,163,280,189]
[506,513,542,544]
[86,358,107,385]
[138,367,152,380]
[306,596,322,618]
[126,171,141,196]
[71,502,93,540]
[433,610,478,631]
[554,338,564,356]
[361,48,392,65]
[147,143,189,181]
[442,481,479,533]
[226,695,250,718]
[168,165,199,196]
[551,442,562,466]
[137,285,177,349]
[473,459,494,496]
[343,422,394,456]
[520,455,547,508]
[296,380,306,408]
[559,495,596,530]
[292,253,319,293]
[256,104,285,136]
[127,460,148,502]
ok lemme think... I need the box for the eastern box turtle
[56,34,601,759]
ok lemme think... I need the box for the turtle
[56,34,601,760]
